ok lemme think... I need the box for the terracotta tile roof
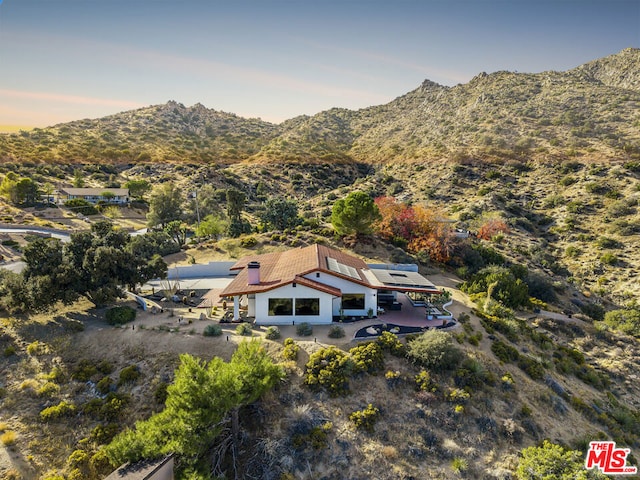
[221,244,371,297]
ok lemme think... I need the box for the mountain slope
[0,49,639,165]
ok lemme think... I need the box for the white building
[220,244,440,325]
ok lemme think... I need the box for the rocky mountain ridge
[1,48,639,165]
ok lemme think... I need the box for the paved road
[0,226,72,242]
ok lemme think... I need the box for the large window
[341,294,365,310]
[295,298,320,316]
[268,298,293,316]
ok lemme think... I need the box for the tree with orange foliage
[477,218,509,240]
[374,197,454,262]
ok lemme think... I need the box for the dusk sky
[0,0,638,130]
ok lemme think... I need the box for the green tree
[462,265,529,309]
[147,183,183,229]
[105,341,283,476]
[226,189,251,237]
[73,169,85,188]
[196,214,227,240]
[164,220,188,249]
[260,196,299,230]
[124,179,152,200]
[3,224,167,311]
[516,440,602,480]
[331,191,380,236]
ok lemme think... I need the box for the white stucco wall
[302,272,376,318]
[254,283,335,325]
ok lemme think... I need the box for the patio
[337,292,454,329]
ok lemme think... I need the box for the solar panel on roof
[327,257,360,280]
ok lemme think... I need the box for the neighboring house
[104,455,174,480]
[220,244,440,325]
[57,187,130,205]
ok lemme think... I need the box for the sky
[0,0,638,130]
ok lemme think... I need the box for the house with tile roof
[219,244,440,325]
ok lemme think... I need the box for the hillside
[1,49,639,165]
[1,49,640,480]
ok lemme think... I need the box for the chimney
[247,261,260,285]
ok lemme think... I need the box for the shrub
[385,370,401,389]
[0,430,16,446]
[72,360,99,381]
[118,365,141,385]
[26,341,43,356]
[40,401,76,421]
[231,323,252,336]
[64,198,98,216]
[96,376,113,395]
[239,236,258,248]
[305,346,353,396]
[282,338,300,361]
[415,370,436,392]
[349,342,384,374]
[349,404,380,433]
[265,326,281,340]
[600,253,618,265]
[601,308,640,337]
[3,345,16,357]
[296,322,313,336]
[451,457,468,474]
[491,340,520,363]
[37,381,60,398]
[328,325,345,339]
[376,331,406,356]
[105,306,136,326]
[518,356,545,380]
[203,324,222,337]
[44,366,66,384]
[406,330,462,372]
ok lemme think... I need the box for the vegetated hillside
[1,49,639,165]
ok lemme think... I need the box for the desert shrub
[385,370,401,389]
[558,175,577,186]
[349,404,380,433]
[600,252,618,265]
[264,326,281,340]
[154,381,169,405]
[349,342,384,374]
[40,401,76,421]
[96,376,113,395]
[118,365,140,385]
[105,305,136,326]
[72,360,99,382]
[376,331,406,356]
[415,370,436,392]
[491,340,520,363]
[517,356,545,380]
[0,430,16,446]
[44,366,66,384]
[579,302,605,321]
[26,341,44,356]
[37,381,60,398]
[600,308,640,337]
[90,423,120,445]
[203,324,222,337]
[235,323,253,336]
[282,338,300,360]
[596,236,620,249]
[64,198,98,215]
[296,322,313,336]
[451,457,469,474]
[406,330,462,372]
[3,345,16,357]
[239,236,257,248]
[305,346,353,396]
[455,357,492,389]
[328,325,345,338]
[447,388,471,403]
